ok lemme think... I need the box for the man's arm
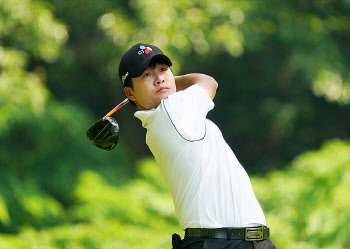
[174,73,218,100]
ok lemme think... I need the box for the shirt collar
[134,104,161,128]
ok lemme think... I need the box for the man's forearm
[174,73,218,99]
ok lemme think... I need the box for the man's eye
[160,67,167,71]
[144,73,151,77]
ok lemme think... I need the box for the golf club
[86,98,129,151]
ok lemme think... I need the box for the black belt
[185,226,269,241]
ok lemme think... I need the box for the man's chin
[159,89,175,98]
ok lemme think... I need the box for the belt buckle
[245,227,263,241]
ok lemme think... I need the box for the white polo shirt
[134,85,266,230]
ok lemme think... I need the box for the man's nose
[155,74,165,85]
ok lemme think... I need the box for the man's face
[124,64,176,110]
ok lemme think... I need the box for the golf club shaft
[104,98,129,118]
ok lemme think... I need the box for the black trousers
[172,234,277,249]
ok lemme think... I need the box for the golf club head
[86,117,120,151]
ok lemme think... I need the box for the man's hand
[174,73,218,99]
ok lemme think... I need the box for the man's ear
[124,87,137,101]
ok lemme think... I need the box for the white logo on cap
[122,72,129,84]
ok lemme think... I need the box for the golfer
[119,43,277,249]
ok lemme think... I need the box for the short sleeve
[162,85,214,141]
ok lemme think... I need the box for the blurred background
[1,0,350,248]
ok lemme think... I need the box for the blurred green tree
[0,0,134,234]
[253,139,350,249]
[1,0,350,248]
[0,159,182,249]
[0,140,349,249]
[40,0,350,172]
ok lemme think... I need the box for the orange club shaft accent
[103,98,129,118]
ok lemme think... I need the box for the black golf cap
[118,43,172,86]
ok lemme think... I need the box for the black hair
[123,57,171,108]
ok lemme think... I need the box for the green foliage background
[1,0,350,248]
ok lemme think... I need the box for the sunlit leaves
[0,0,350,248]
[0,0,68,131]
[95,0,350,106]
[253,139,350,249]
[97,0,247,74]
[313,70,350,104]
[0,195,10,226]
[0,48,48,132]
[0,0,68,62]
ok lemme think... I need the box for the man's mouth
[157,87,169,93]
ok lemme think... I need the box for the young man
[118,43,277,249]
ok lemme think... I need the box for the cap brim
[131,54,173,78]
